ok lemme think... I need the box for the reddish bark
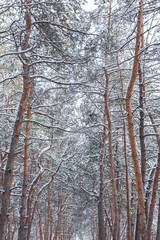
[104,69,119,240]
[98,110,106,240]
[156,198,160,240]
[117,53,131,240]
[26,170,44,240]
[126,0,146,238]
[104,2,119,238]
[0,144,8,207]
[131,180,137,240]
[11,208,17,240]
[145,166,156,219]
[135,63,146,240]
[147,117,160,240]
[147,153,160,240]
[0,2,32,238]
[123,121,131,240]
[18,84,33,240]
[26,160,63,240]
[37,209,43,240]
[54,192,69,240]
[139,63,146,184]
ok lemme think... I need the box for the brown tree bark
[98,108,106,240]
[156,198,160,240]
[145,166,156,219]
[123,121,131,240]
[147,153,160,240]
[26,170,44,240]
[11,208,17,240]
[117,52,131,240]
[26,122,55,239]
[37,209,43,240]
[147,116,160,240]
[0,2,32,239]
[131,180,137,240]
[18,84,33,240]
[139,63,146,184]
[135,61,146,240]
[104,69,119,240]
[145,113,159,219]
[54,192,68,240]
[26,160,63,240]
[102,2,119,238]
[126,0,147,238]
[48,186,53,240]
[0,144,8,209]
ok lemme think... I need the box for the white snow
[82,0,97,12]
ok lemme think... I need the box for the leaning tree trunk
[126,0,147,239]
[0,2,32,239]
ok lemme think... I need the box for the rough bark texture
[126,0,146,239]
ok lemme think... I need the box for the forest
[0,0,159,239]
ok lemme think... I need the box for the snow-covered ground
[71,233,91,240]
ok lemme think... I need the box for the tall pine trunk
[126,0,147,239]
[0,3,32,237]
[98,113,106,240]
[18,84,33,240]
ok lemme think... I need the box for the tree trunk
[135,62,146,240]
[156,198,160,240]
[135,207,141,240]
[147,126,160,239]
[123,121,131,240]
[126,0,147,238]
[139,62,146,184]
[104,69,119,240]
[37,209,43,240]
[131,180,137,240]
[98,111,106,240]
[0,3,32,238]
[18,84,33,240]
[147,153,160,240]
[117,46,131,240]
[145,166,156,220]
[98,196,105,240]
[103,2,119,237]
